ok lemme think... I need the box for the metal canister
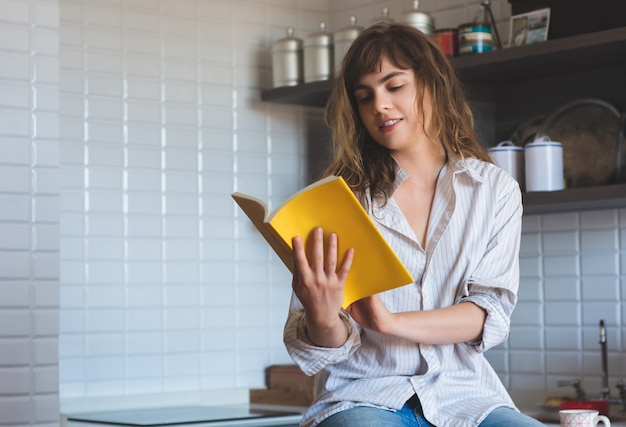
[458,22,493,55]
[303,22,333,83]
[368,7,394,26]
[271,27,303,88]
[398,0,434,36]
[333,16,363,77]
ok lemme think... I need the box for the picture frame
[509,7,551,47]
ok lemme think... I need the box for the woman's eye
[356,94,372,104]
[389,85,403,92]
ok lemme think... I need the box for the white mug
[559,409,611,427]
[488,141,525,189]
[524,136,564,192]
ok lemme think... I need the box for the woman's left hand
[346,294,396,335]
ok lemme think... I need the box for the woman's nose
[373,94,391,112]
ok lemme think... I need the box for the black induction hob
[66,405,302,426]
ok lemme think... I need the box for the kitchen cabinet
[261,27,626,214]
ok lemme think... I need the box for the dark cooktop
[66,405,301,426]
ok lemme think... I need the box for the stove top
[66,405,301,426]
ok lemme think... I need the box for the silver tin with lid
[304,22,333,83]
[271,27,303,88]
[369,7,394,26]
[398,0,435,36]
[333,16,363,77]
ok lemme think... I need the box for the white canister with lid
[333,16,363,77]
[524,136,564,192]
[304,22,333,83]
[271,27,303,88]
[398,0,435,36]
[488,141,525,189]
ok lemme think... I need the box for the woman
[283,23,541,427]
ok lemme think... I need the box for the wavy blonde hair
[323,23,491,202]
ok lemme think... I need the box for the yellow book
[231,175,414,309]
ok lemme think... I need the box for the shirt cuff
[458,292,511,352]
[283,309,361,376]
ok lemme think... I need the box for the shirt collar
[392,154,485,194]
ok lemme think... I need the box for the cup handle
[595,415,611,426]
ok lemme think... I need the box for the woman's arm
[347,296,487,344]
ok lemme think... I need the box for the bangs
[344,36,415,93]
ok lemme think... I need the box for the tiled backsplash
[0,0,624,425]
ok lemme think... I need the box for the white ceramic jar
[524,136,564,192]
[488,141,525,189]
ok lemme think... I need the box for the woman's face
[353,56,430,154]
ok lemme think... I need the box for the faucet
[600,319,610,400]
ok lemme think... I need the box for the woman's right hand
[291,227,354,347]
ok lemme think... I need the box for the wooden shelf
[260,27,626,214]
[522,183,626,215]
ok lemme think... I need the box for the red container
[560,400,610,416]
[434,28,458,57]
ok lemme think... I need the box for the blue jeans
[316,403,545,427]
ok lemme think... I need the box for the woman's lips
[379,118,401,132]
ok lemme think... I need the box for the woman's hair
[323,23,491,202]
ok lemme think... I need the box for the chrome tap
[600,319,610,400]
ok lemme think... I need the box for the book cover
[231,175,414,309]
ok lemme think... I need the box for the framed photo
[509,8,550,47]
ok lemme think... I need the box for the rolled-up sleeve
[283,306,361,376]
[458,174,522,352]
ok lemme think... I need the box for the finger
[310,227,325,273]
[336,247,355,282]
[292,235,311,276]
[325,232,338,273]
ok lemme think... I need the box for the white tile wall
[0,0,625,424]
[0,0,61,425]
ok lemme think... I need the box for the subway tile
[510,349,544,373]
[0,80,31,108]
[86,333,124,356]
[126,355,162,381]
[580,209,619,229]
[545,326,580,351]
[0,52,30,80]
[84,4,122,27]
[164,104,199,127]
[581,276,619,301]
[542,211,579,231]
[509,325,543,350]
[33,111,60,139]
[126,333,163,355]
[543,276,579,301]
[581,252,619,276]
[545,351,582,375]
[581,229,619,252]
[543,230,578,254]
[0,26,30,53]
[582,302,619,327]
[85,50,123,75]
[0,138,30,165]
[544,301,580,326]
[543,254,579,277]
[0,282,30,308]
[0,106,31,137]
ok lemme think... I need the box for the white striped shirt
[284,156,523,427]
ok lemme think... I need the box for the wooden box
[249,364,316,407]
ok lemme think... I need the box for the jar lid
[399,1,434,33]
[272,27,302,52]
[334,16,363,42]
[369,7,395,26]
[304,22,333,47]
